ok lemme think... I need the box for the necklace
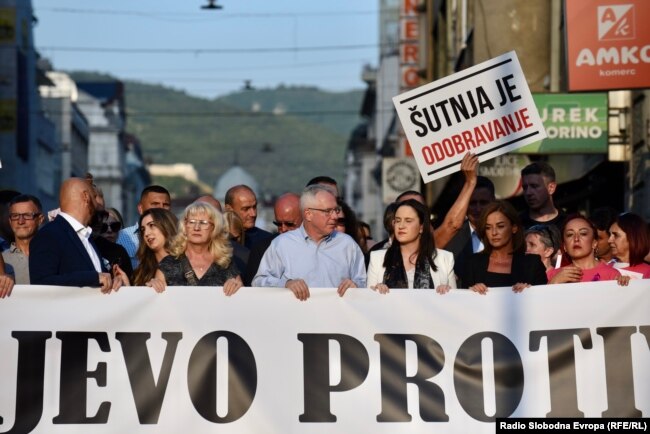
[189,255,210,272]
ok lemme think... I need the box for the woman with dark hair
[548,213,627,284]
[590,206,618,264]
[608,212,650,278]
[364,202,399,268]
[367,199,456,293]
[461,200,547,293]
[132,208,178,288]
[335,198,365,253]
[153,202,242,294]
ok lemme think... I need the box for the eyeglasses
[273,220,297,229]
[308,207,342,216]
[185,219,213,229]
[100,222,122,233]
[9,212,41,221]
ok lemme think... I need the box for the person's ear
[137,203,144,215]
[543,246,554,260]
[547,181,557,195]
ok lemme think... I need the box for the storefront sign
[566,0,650,91]
[382,157,420,204]
[515,93,608,153]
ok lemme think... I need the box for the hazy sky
[32,0,379,99]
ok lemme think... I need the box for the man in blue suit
[30,178,125,292]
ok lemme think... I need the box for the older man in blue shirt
[253,184,366,300]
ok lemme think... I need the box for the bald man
[195,194,223,212]
[224,185,273,249]
[243,192,302,286]
[30,178,124,292]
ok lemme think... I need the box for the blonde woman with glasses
[152,202,242,294]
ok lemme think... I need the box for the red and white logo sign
[598,4,635,41]
[566,0,650,91]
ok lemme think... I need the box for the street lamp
[201,0,223,10]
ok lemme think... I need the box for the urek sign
[392,51,546,183]
[566,0,650,91]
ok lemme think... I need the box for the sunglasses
[101,222,122,233]
[273,220,297,229]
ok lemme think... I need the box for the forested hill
[70,72,365,197]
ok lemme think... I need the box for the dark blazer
[244,226,274,250]
[460,251,548,289]
[243,233,277,286]
[444,219,474,283]
[230,238,250,280]
[94,236,134,279]
[30,215,103,287]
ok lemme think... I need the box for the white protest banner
[392,51,547,183]
[0,281,648,434]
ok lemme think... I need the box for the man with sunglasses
[253,184,366,299]
[243,192,302,285]
[2,194,44,285]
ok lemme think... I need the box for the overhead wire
[33,3,379,100]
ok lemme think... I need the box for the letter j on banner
[392,51,547,183]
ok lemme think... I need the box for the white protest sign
[392,51,547,183]
[1,282,649,433]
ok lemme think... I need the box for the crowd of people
[0,154,648,299]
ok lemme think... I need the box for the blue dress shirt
[252,225,367,288]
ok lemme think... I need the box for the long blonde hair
[170,202,233,268]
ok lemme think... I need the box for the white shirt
[367,248,457,289]
[59,212,102,273]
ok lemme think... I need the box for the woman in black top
[461,200,547,293]
[154,202,242,294]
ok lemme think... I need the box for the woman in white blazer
[367,199,457,293]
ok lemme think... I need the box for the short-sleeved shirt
[117,223,140,269]
[2,244,29,284]
[159,254,240,286]
[519,210,567,231]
